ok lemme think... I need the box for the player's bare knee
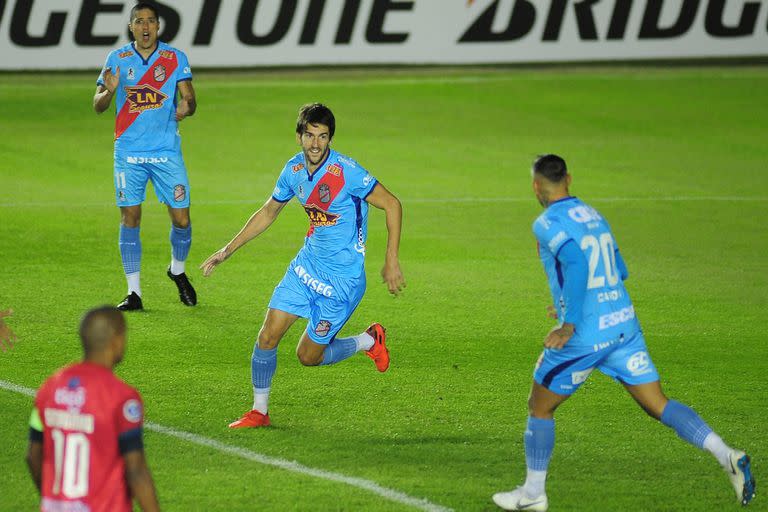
[257,329,280,350]
[296,350,322,366]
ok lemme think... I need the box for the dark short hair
[532,154,568,182]
[79,306,126,354]
[296,103,335,139]
[130,2,159,22]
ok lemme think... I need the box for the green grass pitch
[0,66,766,511]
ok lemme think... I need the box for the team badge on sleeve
[123,399,142,423]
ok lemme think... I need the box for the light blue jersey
[533,197,640,347]
[272,149,378,279]
[97,41,192,155]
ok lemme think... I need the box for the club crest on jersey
[123,399,142,423]
[304,204,340,227]
[292,163,304,173]
[318,183,331,203]
[326,163,342,176]
[153,64,166,82]
[119,50,134,59]
[125,84,167,113]
[159,50,175,59]
[315,320,332,337]
[174,184,186,202]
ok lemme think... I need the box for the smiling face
[297,122,331,171]
[130,8,159,53]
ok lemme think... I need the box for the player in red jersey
[26,306,159,512]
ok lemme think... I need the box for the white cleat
[492,487,548,511]
[726,450,756,506]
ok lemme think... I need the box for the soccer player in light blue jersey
[201,103,405,428]
[93,2,197,311]
[493,155,755,511]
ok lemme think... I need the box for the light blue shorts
[113,152,190,208]
[533,330,660,395]
[268,255,366,344]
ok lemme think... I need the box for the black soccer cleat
[167,267,197,306]
[117,292,143,311]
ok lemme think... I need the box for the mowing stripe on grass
[0,196,766,208]
[0,379,452,512]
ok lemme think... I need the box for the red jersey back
[33,362,143,512]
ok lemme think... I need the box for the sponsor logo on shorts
[292,163,304,173]
[326,163,342,176]
[571,368,593,385]
[626,351,652,377]
[174,184,186,202]
[159,50,175,59]
[303,204,340,227]
[126,156,169,164]
[119,50,134,59]
[153,64,166,82]
[318,183,331,203]
[123,399,142,423]
[294,265,333,297]
[315,320,332,337]
[599,305,635,330]
[125,84,167,113]
[54,386,86,410]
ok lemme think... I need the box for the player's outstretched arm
[365,183,405,296]
[200,197,287,277]
[175,80,197,122]
[0,309,18,351]
[124,450,160,512]
[93,66,119,114]
[25,439,42,493]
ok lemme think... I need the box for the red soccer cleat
[364,323,389,372]
[228,409,271,429]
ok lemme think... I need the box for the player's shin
[169,224,191,275]
[251,346,277,414]
[660,400,731,466]
[524,417,555,497]
[119,225,142,295]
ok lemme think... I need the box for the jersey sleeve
[116,388,144,435]
[532,214,573,257]
[176,50,193,82]
[272,166,295,203]
[96,51,118,86]
[345,163,377,199]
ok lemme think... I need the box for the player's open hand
[0,309,18,352]
[543,322,574,350]
[200,248,228,277]
[102,66,120,94]
[381,260,405,296]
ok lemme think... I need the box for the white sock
[170,257,185,275]
[126,272,141,297]
[353,331,375,352]
[524,469,547,497]
[703,431,732,469]
[252,387,270,415]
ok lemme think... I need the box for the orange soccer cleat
[228,409,271,429]
[364,323,390,372]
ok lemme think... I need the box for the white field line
[0,379,452,512]
[0,196,765,208]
